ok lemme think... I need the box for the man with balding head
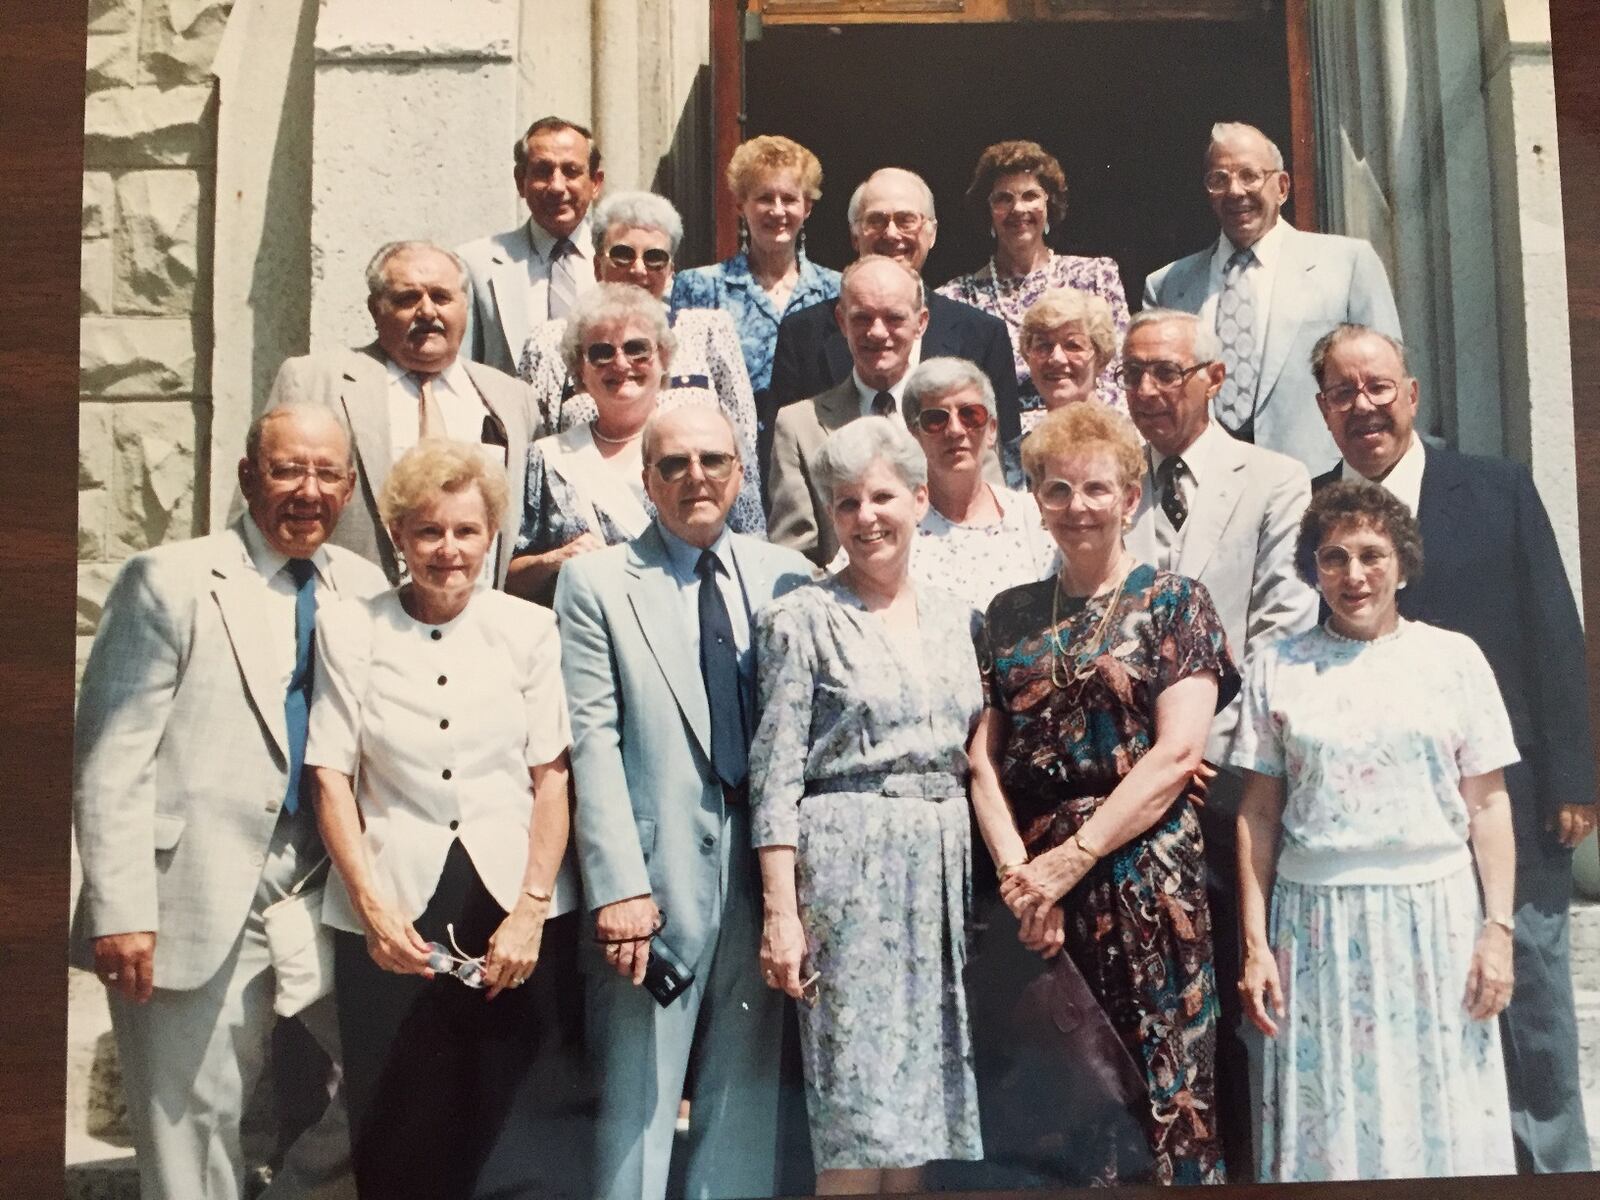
[556,405,813,1200]
[73,404,388,1200]
[263,240,537,587]
[765,167,1019,482]
[1144,122,1401,473]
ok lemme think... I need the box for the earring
[798,225,807,258]
[1044,221,1051,236]
[738,217,749,254]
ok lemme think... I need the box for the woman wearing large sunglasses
[510,284,761,605]
[969,402,1236,1185]
[517,191,764,523]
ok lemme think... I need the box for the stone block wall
[78,0,232,678]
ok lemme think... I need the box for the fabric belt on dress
[803,769,967,799]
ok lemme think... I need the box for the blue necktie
[282,558,318,815]
[696,550,748,789]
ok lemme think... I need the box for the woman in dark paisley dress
[969,403,1238,1186]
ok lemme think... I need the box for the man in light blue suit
[1143,122,1402,473]
[555,405,814,1200]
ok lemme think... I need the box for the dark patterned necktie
[1158,456,1189,530]
[872,390,896,418]
[282,558,318,815]
[696,550,748,788]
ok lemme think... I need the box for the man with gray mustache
[263,240,538,588]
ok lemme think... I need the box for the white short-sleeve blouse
[307,587,572,931]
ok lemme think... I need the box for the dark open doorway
[741,11,1294,306]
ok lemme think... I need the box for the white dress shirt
[239,515,335,690]
[527,216,597,319]
[306,587,574,928]
[1340,431,1426,515]
[851,338,924,420]
[1198,218,1288,398]
[1147,419,1232,567]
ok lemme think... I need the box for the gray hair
[379,438,511,536]
[845,167,937,228]
[838,254,926,313]
[1207,122,1285,171]
[1020,287,1118,368]
[640,404,741,466]
[589,191,684,257]
[365,240,469,297]
[245,401,353,468]
[559,282,676,378]
[901,357,996,425]
[813,416,928,509]
[1126,307,1223,365]
[1310,323,1408,387]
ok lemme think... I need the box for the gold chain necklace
[1049,553,1131,689]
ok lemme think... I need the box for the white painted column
[309,0,521,351]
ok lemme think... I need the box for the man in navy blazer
[1311,323,1595,1172]
[1145,123,1401,474]
[765,167,1019,483]
[555,405,814,1200]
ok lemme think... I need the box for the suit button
[442,768,452,780]
[437,675,447,686]
[449,820,459,831]
[440,718,449,730]
[431,629,442,641]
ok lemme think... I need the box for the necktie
[548,238,579,319]
[415,373,445,440]
[282,558,318,815]
[872,390,897,418]
[1214,246,1259,436]
[1157,456,1189,531]
[696,549,748,789]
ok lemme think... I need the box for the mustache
[407,317,446,337]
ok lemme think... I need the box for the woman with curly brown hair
[937,140,1130,415]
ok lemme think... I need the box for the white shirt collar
[239,512,331,585]
[1340,431,1426,515]
[383,352,472,398]
[851,340,923,420]
[527,215,595,264]
[1211,214,1288,271]
[1151,419,1229,487]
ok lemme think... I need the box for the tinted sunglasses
[585,338,656,367]
[605,245,672,270]
[914,404,990,434]
[652,451,738,482]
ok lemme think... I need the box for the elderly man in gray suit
[458,116,605,374]
[73,404,388,1200]
[1121,306,1318,1176]
[556,405,813,1200]
[264,240,536,587]
[1143,122,1402,474]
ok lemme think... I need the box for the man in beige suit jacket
[73,405,388,1200]
[264,241,537,587]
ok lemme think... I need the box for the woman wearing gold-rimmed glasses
[969,401,1238,1185]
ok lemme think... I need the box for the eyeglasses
[1117,359,1212,390]
[263,461,351,488]
[989,187,1047,209]
[605,244,672,271]
[1203,167,1277,194]
[914,404,991,434]
[585,338,657,367]
[425,925,487,989]
[1317,378,1403,412]
[1025,333,1097,360]
[1314,545,1395,574]
[857,209,930,236]
[1036,477,1123,511]
[650,451,739,482]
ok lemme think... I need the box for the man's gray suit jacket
[1142,223,1402,473]
[265,344,537,587]
[554,523,813,970]
[458,220,541,376]
[70,521,388,991]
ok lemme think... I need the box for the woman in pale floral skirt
[750,417,982,1195]
[1231,481,1518,1181]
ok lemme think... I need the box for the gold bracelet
[1072,831,1101,861]
[1482,914,1514,935]
[997,860,1026,882]
[522,887,553,904]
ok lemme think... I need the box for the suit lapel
[1256,226,1311,404]
[342,347,398,561]
[210,526,289,760]
[626,526,714,764]
[1179,439,1248,580]
[1164,252,1212,314]
[815,379,858,432]
[1127,464,1161,565]
[488,230,533,367]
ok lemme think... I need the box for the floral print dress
[976,563,1237,1186]
[1226,620,1519,1182]
[749,577,984,1171]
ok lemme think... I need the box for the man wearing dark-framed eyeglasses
[765,167,1021,490]
[1143,120,1401,475]
[1122,307,1318,1177]
[1309,323,1598,1173]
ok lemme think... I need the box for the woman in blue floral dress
[1230,481,1518,1181]
[750,417,982,1195]
[970,403,1236,1186]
